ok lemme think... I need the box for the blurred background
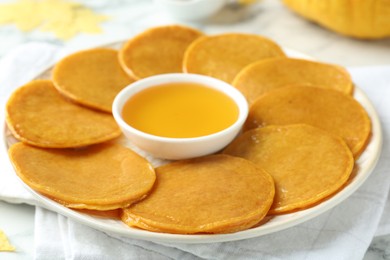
[0,0,389,66]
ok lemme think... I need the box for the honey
[122,82,239,138]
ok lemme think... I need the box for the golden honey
[122,82,239,138]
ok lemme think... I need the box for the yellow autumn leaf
[0,230,15,252]
[0,0,108,40]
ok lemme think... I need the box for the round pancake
[121,154,275,234]
[232,57,353,105]
[6,80,121,148]
[183,33,285,83]
[223,124,354,214]
[8,142,156,210]
[244,86,371,157]
[52,48,134,112]
[119,25,203,79]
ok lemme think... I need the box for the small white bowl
[153,0,227,22]
[112,73,248,160]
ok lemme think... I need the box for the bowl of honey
[112,73,248,160]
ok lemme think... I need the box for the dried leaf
[0,0,108,40]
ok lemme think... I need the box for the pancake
[76,209,121,219]
[119,25,203,79]
[52,48,134,112]
[6,80,121,148]
[183,33,285,83]
[8,142,156,210]
[232,57,353,105]
[224,124,354,214]
[121,154,275,234]
[244,86,371,157]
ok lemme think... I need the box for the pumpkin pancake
[6,80,121,148]
[52,48,134,112]
[76,209,121,219]
[183,33,285,83]
[224,124,354,214]
[8,142,156,210]
[232,57,353,105]
[119,25,203,79]
[244,86,371,157]
[121,154,275,234]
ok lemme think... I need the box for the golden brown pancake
[76,209,121,219]
[119,25,203,79]
[224,124,354,214]
[6,80,121,148]
[232,57,353,105]
[244,86,371,157]
[122,154,275,234]
[8,142,156,210]
[183,33,285,83]
[52,48,134,112]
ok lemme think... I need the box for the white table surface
[0,0,389,259]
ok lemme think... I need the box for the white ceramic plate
[0,46,383,244]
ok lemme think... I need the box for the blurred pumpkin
[282,0,390,39]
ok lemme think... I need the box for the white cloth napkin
[1,43,390,260]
